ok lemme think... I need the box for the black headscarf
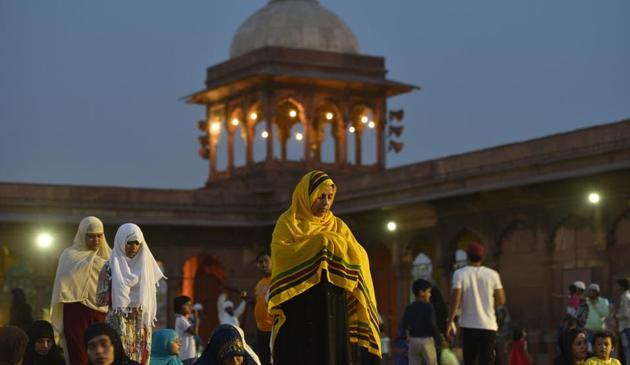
[84,323,139,365]
[194,324,260,365]
[23,320,65,365]
[9,288,33,330]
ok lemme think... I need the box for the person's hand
[446,320,456,339]
[240,290,247,299]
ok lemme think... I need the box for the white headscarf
[109,223,165,328]
[50,216,112,334]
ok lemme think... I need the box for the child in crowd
[509,327,532,365]
[439,338,460,365]
[585,331,620,365]
[567,283,581,317]
[174,296,198,365]
[398,279,441,365]
[150,329,183,365]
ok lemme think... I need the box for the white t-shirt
[452,265,503,331]
[175,314,197,361]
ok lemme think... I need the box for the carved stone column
[262,89,274,161]
[375,96,386,168]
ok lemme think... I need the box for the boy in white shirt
[174,296,198,365]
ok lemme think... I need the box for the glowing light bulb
[210,122,221,133]
[231,118,240,126]
[289,110,297,118]
[348,126,356,133]
[325,112,334,120]
[361,116,368,124]
[295,132,303,141]
[588,193,600,204]
[368,121,376,129]
[386,221,397,232]
[36,233,53,248]
[261,130,269,139]
[250,112,258,120]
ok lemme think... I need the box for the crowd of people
[1,170,629,365]
[393,241,630,365]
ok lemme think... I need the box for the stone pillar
[207,105,218,177]
[303,93,315,163]
[224,103,235,172]
[244,99,254,166]
[375,96,386,168]
[339,104,351,165]
[262,90,274,161]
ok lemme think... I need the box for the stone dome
[229,0,359,59]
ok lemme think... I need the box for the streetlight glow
[289,110,297,118]
[588,192,600,204]
[387,221,397,232]
[361,116,368,124]
[325,112,334,120]
[250,112,258,120]
[368,121,376,129]
[210,121,221,133]
[261,130,269,139]
[36,233,53,249]
[348,126,356,133]
[295,132,303,141]
[231,118,239,126]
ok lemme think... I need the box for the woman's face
[571,332,588,361]
[310,185,334,217]
[34,337,53,355]
[85,232,103,251]
[125,240,141,258]
[170,337,180,355]
[222,355,244,365]
[87,334,115,365]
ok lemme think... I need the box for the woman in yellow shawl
[269,170,381,365]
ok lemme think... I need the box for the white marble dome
[229,0,359,59]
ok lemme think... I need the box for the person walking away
[174,296,197,365]
[50,216,111,365]
[446,242,506,365]
[615,279,630,365]
[96,223,166,365]
[254,251,273,365]
[399,279,441,365]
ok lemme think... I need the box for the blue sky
[1,0,629,189]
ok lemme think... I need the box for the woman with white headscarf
[50,216,112,365]
[96,223,166,365]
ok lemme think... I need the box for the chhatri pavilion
[1,1,630,362]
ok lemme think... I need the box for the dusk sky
[1,0,629,189]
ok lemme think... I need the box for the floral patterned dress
[96,262,151,365]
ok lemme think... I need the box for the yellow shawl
[269,170,381,357]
